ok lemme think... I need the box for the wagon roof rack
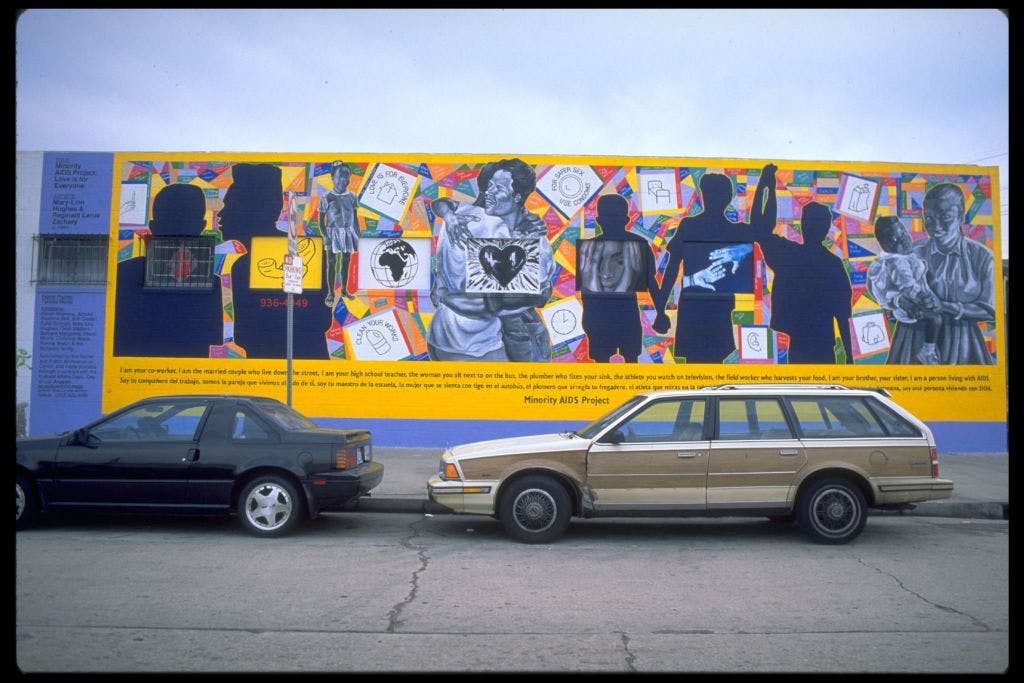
[698,384,891,397]
[702,383,851,391]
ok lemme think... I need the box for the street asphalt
[356,448,1008,520]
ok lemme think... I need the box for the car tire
[498,474,571,544]
[16,474,38,531]
[797,477,867,544]
[237,475,302,537]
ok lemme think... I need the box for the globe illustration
[370,238,418,288]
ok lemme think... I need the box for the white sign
[739,325,770,361]
[638,169,679,213]
[344,309,413,361]
[541,297,585,346]
[282,254,304,294]
[357,163,420,223]
[119,182,149,225]
[536,164,602,219]
[358,237,432,291]
[835,173,880,222]
[851,312,891,358]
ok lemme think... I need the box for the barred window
[144,236,216,289]
[35,235,109,285]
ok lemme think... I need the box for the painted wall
[21,152,1007,452]
[15,152,43,436]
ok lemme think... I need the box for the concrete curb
[354,497,1008,521]
[871,501,1008,520]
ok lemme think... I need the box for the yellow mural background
[101,152,1006,426]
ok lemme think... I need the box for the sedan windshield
[253,399,318,431]
[576,395,646,440]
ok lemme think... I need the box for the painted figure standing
[886,183,995,365]
[318,161,359,306]
[578,194,659,362]
[653,164,776,363]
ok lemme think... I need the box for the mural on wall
[110,154,999,368]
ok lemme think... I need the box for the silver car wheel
[243,482,294,532]
[511,488,557,533]
[809,487,859,537]
[16,481,26,521]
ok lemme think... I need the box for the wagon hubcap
[245,483,293,531]
[812,489,857,535]
[512,488,556,533]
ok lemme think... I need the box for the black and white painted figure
[427,158,555,362]
[318,161,359,306]
[867,216,942,364]
[886,183,995,365]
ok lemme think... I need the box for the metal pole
[285,191,298,407]
[287,291,294,406]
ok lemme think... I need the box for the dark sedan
[16,395,382,536]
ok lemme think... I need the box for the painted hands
[517,211,547,237]
[653,311,672,334]
[433,200,480,250]
[707,243,753,275]
[689,262,728,291]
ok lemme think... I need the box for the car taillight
[335,447,358,470]
[930,447,939,478]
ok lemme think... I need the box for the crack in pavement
[856,558,991,631]
[386,517,429,633]
[618,632,637,672]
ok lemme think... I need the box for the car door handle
[182,448,200,463]
[779,449,800,456]
[677,451,702,458]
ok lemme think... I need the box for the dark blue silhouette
[751,199,853,363]
[218,163,331,359]
[113,183,222,357]
[653,166,776,363]
[578,194,658,362]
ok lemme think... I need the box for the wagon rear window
[788,397,888,439]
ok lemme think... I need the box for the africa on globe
[370,238,418,287]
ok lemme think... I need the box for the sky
[15,8,1009,255]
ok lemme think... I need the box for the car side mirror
[602,429,625,445]
[71,428,97,448]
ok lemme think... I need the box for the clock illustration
[556,174,584,201]
[551,308,577,336]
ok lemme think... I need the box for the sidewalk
[357,448,1008,521]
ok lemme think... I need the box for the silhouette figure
[113,183,222,357]
[752,201,853,363]
[578,194,659,363]
[653,165,776,363]
[218,163,330,359]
